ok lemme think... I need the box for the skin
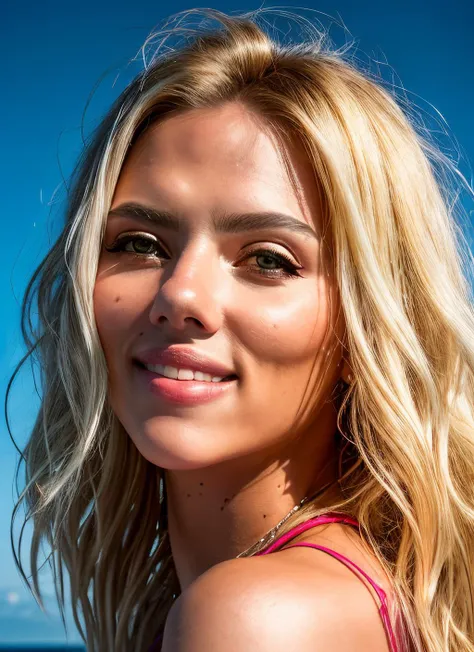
[93,101,353,594]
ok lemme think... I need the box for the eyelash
[104,233,303,279]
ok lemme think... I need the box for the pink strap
[283,542,399,652]
[254,513,360,555]
[255,514,400,652]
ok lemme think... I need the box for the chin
[127,421,233,471]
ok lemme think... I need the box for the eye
[240,247,302,278]
[124,237,157,255]
[104,232,167,258]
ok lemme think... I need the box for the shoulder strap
[256,514,400,652]
[285,543,400,652]
[255,513,360,556]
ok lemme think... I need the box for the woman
[8,8,474,652]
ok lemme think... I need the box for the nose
[148,240,226,336]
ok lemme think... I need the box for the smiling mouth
[134,361,238,383]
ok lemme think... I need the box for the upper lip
[135,347,237,378]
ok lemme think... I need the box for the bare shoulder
[162,537,393,652]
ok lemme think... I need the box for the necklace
[235,479,337,558]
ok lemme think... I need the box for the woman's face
[94,102,346,470]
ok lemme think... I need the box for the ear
[340,358,353,384]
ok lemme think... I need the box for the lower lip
[136,365,238,406]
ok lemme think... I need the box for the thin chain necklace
[235,479,337,558]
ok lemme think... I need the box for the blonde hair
[7,8,474,651]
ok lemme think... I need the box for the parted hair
[7,8,474,651]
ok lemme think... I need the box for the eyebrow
[107,202,318,240]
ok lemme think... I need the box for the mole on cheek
[115,296,121,303]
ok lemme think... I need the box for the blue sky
[2,0,473,644]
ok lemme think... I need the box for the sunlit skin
[93,101,352,592]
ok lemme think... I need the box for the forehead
[116,102,323,232]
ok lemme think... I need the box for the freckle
[187,493,191,498]
[115,296,120,303]
[263,514,267,518]
[278,485,281,488]
[139,332,144,337]
[199,482,204,486]
[199,492,202,496]
[220,506,224,511]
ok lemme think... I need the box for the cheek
[232,281,333,367]
[93,273,150,363]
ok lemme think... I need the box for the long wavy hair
[7,8,474,651]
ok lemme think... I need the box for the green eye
[124,238,156,254]
[105,232,165,258]
[241,247,302,278]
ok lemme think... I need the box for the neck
[165,423,342,592]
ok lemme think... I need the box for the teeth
[177,368,194,380]
[144,363,225,383]
[164,365,178,379]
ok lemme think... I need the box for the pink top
[148,513,405,651]
[254,512,403,652]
